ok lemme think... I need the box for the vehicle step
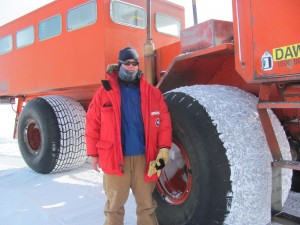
[0,96,15,104]
[272,160,300,171]
[272,212,300,225]
[258,101,300,109]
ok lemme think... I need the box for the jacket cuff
[158,146,170,150]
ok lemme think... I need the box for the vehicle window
[110,0,146,29]
[16,26,34,48]
[38,14,62,41]
[0,35,12,55]
[67,0,97,31]
[155,13,181,37]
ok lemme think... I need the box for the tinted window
[155,13,181,37]
[110,0,146,28]
[67,0,97,31]
[38,15,62,40]
[16,26,34,48]
[0,35,12,55]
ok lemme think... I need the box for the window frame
[16,25,35,48]
[110,0,146,29]
[0,35,13,55]
[38,14,62,41]
[67,0,97,32]
[155,12,182,37]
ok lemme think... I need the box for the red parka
[85,65,172,182]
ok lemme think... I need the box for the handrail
[235,0,243,64]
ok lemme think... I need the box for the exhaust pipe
[144,0,155,85]
[192,0,198,25]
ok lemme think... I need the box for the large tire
[154,85,292,225]
[18,96,87,174]
[289,140,300,192]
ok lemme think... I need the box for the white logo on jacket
[151,111,160,127]
[151,111,160,116]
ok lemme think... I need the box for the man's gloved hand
[156,148,169,165]
[147,160,160,177]
[147,148,169,177]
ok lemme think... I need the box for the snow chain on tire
[154,85,292,225]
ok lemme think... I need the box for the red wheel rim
[156,140,192,205]
[25,122,41,152]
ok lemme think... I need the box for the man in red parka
[85,47,172,225]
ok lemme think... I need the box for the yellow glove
[147,148,169,177]
[156,148,169,165]
[147,160,161,177]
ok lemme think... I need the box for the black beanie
[118,47,139,68]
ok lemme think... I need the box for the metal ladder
[257,83,300,225]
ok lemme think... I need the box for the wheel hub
[25,121,41,153]
[156,141,192,205]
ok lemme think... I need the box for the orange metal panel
[155,41,181,82]
[158,43,258,95]
[180,19,233,54]
[233,0,300,83]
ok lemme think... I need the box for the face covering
[118,66,138,82]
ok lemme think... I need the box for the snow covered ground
[0,139,137,225]
[0,102,300,225]
[1,140,300,225]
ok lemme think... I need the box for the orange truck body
[0,0,183,108]
[234,0,300,83]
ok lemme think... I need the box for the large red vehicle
[1,0,300,224]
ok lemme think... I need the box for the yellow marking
[273,43,300,61]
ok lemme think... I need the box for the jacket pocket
[100,106,115,142]
[96,140,115,170]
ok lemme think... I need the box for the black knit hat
[118,47,139,68]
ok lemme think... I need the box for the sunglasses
[119,60,139,66]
